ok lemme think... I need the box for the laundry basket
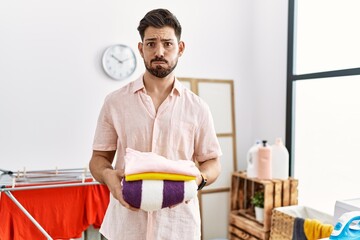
[270,205,334,240]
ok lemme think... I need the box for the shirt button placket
[151,117,159,152]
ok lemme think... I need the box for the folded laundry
[122,179,198,211]
[125,172,196,182]
[291,217,333,240]
[292,217,307,240]
[124,148,200,177]
[304,218,333,240]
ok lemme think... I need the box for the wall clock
[102,44,137,80]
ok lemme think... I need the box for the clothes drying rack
[0,168,101,240]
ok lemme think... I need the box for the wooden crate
[229,212,271,240]
[230,172,278,231]
[281,177,299,206]
[229,171,298,239]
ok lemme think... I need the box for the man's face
[138,26,184,78]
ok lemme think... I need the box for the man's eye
[165,42,173,47]
[146,42,155,47]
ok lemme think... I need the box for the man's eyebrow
[144,38,175,42]
[144,38,157,42]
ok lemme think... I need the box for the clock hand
[120,57,131,62]
[111,54,123,64]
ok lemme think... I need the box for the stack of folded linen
[122,148,200,211]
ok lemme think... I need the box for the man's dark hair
[137,8,182,41]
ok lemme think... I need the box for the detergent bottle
[271,137,289,179]
[257,140,272,180]
[246,140,260,178]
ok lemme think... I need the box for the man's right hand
[89,150,139,211]
[103,168,139,211]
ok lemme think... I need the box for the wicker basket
[269,208,296,240]
[269,206,333,240]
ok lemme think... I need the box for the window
[287,0,360,215]
[294,0,360,74]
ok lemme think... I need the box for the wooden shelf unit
[229,171,298,240]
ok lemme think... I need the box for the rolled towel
[124,148,200,177]
[122,179,198,211]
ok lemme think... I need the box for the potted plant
[251,191,264,223]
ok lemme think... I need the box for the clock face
[102,44,137,80]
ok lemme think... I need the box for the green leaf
[251,191,264,208]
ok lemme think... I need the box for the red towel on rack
[0,183,109,240]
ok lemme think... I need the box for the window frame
[285,0,360,176]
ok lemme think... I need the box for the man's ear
[178,41,185,57]
[138,42,144,58]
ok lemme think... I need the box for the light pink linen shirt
[93,75,222,240]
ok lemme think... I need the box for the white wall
[0,0,288,172]
[247,1,289,160]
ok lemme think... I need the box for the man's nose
[154,44,165,58]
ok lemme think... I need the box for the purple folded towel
[122,179,197,211]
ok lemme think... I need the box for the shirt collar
[131,76,145,93]
[170,78,183,97]
[131,75,184,97]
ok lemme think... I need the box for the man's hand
[103,168,139,211]
[196,173,202,186]
[89,150,139,211]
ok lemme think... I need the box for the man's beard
[145,57,178,78]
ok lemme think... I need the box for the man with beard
[89,8,222,240]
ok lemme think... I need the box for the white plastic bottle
[271,137,289,179]
[257,140,272,180]
[246,140,261,178]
